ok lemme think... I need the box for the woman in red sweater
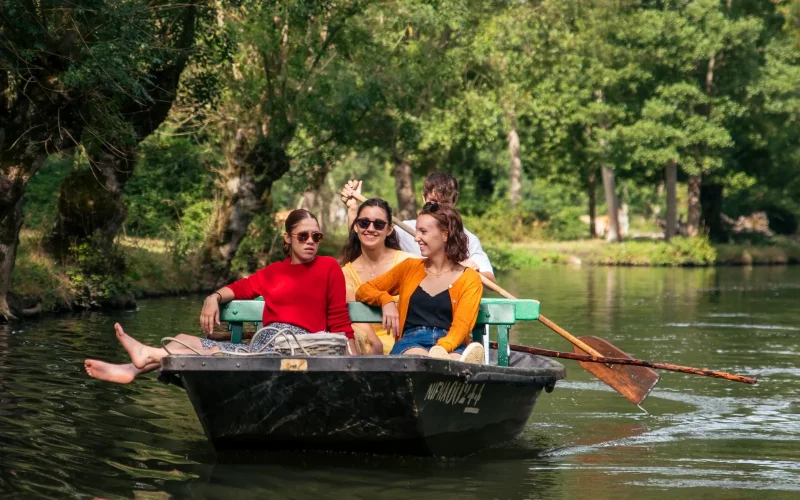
[84,209,356,384]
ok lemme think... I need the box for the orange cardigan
[355,258,483,352]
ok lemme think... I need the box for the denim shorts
[390,326,466,355]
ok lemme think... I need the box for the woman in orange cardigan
[356,202,484,363]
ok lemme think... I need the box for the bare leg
[402,347,430,356]
[84,359,160,384]
[162,334,221,356]
[115,323,220,369]
[115,323,167,368]
[405,347,460,360]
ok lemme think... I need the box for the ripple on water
[3,268,800,499]
[665,322,800,331]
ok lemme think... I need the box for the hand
[346,338,360,356]
[461,259,480,271]
[381,302,401,340]
[339,179,362,209]
[200,295,221,334]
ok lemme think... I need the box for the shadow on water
[176,442,565,500]
[2,267,800,499]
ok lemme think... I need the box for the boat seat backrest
[217,298,540,367]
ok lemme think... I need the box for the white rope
[161,328,333,358]
[161,337,205,356]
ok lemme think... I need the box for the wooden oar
[349,191,661,404]
[489,341,757,384]
[472,273,661,405]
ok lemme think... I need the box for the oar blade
[574,336,660,405]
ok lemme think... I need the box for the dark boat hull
[160,353,565,457]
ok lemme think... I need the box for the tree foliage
[5,0,800,311]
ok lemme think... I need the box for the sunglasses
[422,201,440,212]
[355,218,388,231]
[293,231,324,243]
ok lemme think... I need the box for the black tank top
[403,285,453,332]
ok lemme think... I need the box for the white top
[395,219,494,274]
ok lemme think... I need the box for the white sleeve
[465,228,493,274]
[395,220,421,256]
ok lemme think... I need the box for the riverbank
[492,236,800,269]
[10,231,203,315]
[8,232,799,317]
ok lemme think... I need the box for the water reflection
[1,266,799,498]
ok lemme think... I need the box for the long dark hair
[419,202,469,264]
[283,209,319,257]
[339,198,401,265]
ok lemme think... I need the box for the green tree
[44,0,204,259]
[0,0,195,319]
[198,0,373,286]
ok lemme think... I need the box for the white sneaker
[459,343,485,364]
[428,345,449,359]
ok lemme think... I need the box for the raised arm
[339,179,362,227]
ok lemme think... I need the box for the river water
[1,266,798,499]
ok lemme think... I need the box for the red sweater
[226,256,354,338]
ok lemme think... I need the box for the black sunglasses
[422,201,440,212]
[293,231,324,243]
[355,218,388,231]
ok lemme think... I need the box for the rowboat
[159,299,566,457]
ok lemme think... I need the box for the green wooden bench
[218,298,540,366]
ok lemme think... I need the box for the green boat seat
[218,298,540,367]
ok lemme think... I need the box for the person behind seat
[84,209,357,384]
[340,198,415,355]
[341,172,496,283]
[356,202,485,363]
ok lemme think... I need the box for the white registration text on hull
[423,381,486,408]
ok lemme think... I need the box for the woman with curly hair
[356,202,484,363]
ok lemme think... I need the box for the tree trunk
[686,174,701,236]
[665,160,678,240]
[601,167,621,242]
[299,162,332,230]
[508,127,522,207]
[0,155,47,320]
[45,148,136,258]
[701,183,725,242]
[588,166,597,238]
[43,2,198,258]
[393,155,417,220]
[200,130,293,288]
[593,89,619,242]
[0,196,24,321]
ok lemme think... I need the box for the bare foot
[84,359,141,384]
[114,323,157,369]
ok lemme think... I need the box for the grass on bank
[12,230,201,312]
[500,236,800,267]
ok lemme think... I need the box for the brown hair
[339,198,401,266]
[419,202,468,264]
[283,209,319,256]
[423,172,459,205]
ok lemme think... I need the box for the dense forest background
[2,0,800,318]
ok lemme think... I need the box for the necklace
[361,254,388,277]
[426,265,452,278]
